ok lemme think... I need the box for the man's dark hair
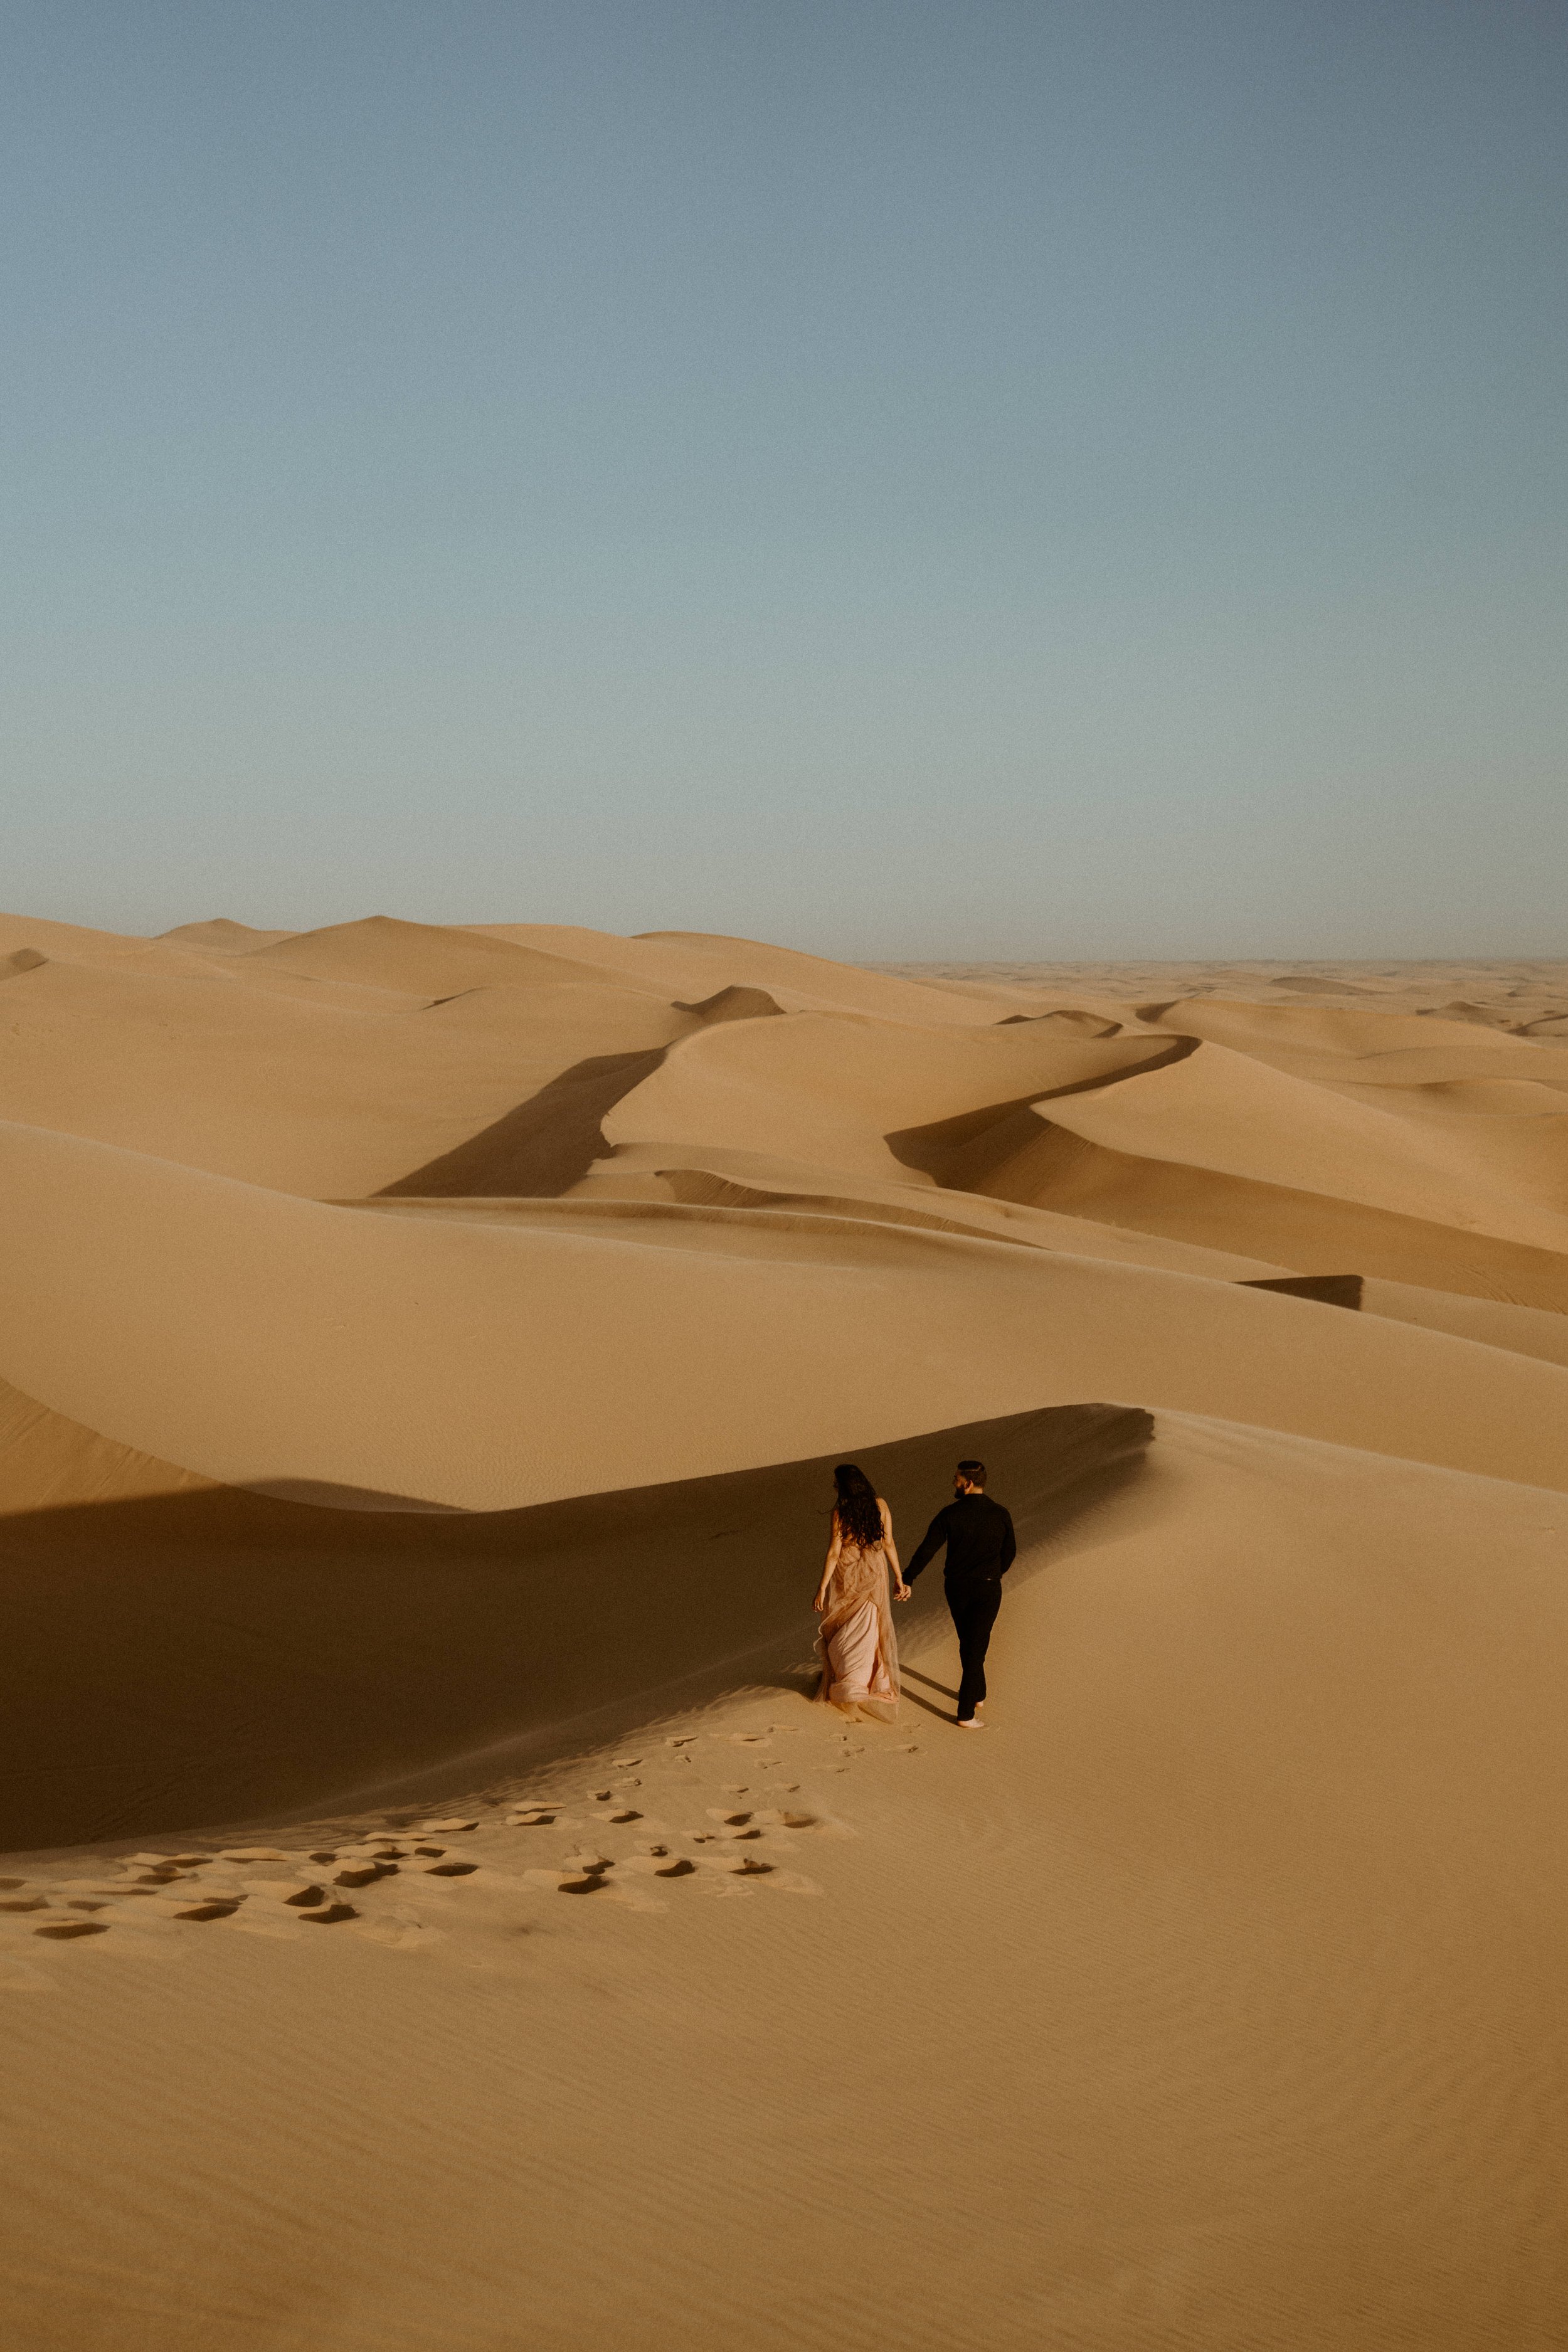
[956,1459,987,1488]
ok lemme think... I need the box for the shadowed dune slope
[376,1046,672,1197]
[0,1391,1148,1848]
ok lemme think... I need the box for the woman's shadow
[764,1661,955,1722]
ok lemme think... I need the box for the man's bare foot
[956,1715,985,1730]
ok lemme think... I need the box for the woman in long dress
[813,1463,908,1717]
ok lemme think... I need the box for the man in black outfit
[903,1458,1016,1729]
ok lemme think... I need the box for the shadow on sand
[0,1402,1152,1853]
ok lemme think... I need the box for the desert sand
[3,915,1566,2350]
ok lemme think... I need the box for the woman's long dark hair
[832,1463,883,1550]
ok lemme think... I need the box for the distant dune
[3,918,1566,2352]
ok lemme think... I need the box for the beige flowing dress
[816,1514,900,1715]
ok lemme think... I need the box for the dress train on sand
[816,1539,899,1714]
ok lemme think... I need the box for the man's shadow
[899,1665,959,1721]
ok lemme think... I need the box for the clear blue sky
[4,2,1564,958]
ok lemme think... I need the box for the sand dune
[4,918,1568,2351]
[5,1117,1568,1511]
[884,953,1568,1037]
[466,918,1044,1023]
[159,918,300,951]
[0,947,693,1197]
[601,1009,1182,1185]
[1030,1041,1568,1249]
[249,913,674,1001]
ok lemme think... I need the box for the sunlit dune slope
[1013,1041,1568,1250]
[0,908,240,981]
[246,913,675,1000]
[956,1104,1568,1308]
[1147,992,1568,1070]
[3,1120,1567,1512]
[159,918,300,951]
[464,919,1044,1023]
[600,1009,1182,1185]
[0,947,695,1196]
[1359,1278,1568,1367]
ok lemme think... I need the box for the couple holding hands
[813,1458,1016,1729]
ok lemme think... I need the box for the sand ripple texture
[3,915,1568,2351]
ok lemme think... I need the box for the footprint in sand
[252,1875,326,1903]
[353,1910,442,1951]
[14,1703,859,1967]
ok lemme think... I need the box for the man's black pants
[946,1576,1002,1720]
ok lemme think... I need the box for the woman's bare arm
[813,1519,842,1613]
[880,1499,910,1599]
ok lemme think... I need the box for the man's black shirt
[905,1493,1017,1586]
